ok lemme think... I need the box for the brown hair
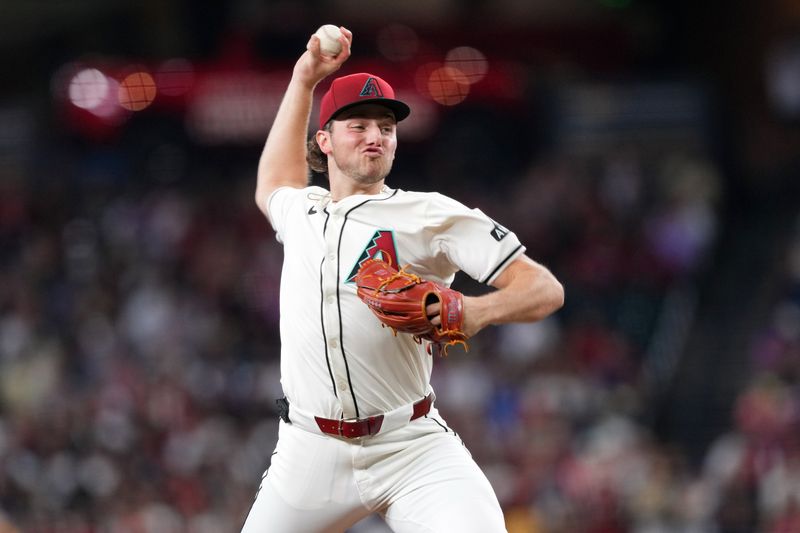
[306,123,332,175]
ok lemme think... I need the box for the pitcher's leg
[380,429,506,533]
[240,421,372,533]
[242,478,373,533]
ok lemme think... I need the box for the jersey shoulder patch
[490,220,509,242]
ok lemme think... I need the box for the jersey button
[337,380,348,392]
[329,338,338,349]
[326,295,335,305]
[328,254,336,262]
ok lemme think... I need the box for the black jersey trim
[335,189,399,418]
[320,210,334,395]
[481,244,523,284]
[425,414,450,433]
[318,256,337,397]
[322,209,331,237]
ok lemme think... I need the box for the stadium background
[1,0,800,531]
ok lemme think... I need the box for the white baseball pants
[240,407,507,533]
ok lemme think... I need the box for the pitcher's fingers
[336,27,352,60]
[306,35,321,56]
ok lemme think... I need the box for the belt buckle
[336,415,384,439]
[338,417,359,438]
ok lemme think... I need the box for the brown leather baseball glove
[355,258,468,355]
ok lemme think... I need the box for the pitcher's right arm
[255,27,352,217]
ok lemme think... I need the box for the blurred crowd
[0,166,286,532]
[711,215,800,533]
[1,0,797,529]
[5,114,770,533]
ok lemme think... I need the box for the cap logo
[359,77,384,98]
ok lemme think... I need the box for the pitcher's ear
[316,129,333,155]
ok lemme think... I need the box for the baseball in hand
[314,24,343,56]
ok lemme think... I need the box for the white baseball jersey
[265,184,525,421]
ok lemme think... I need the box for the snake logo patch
[346,230,398,283]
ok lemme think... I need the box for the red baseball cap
[318,73,411,129]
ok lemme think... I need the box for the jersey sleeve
[264,186,296,242]
[425,193,526,285]
[264,186,325,244]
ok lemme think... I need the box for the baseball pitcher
[241,26,565,533]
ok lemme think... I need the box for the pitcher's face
[320,104,397,185]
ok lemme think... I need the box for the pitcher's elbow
[254,186,266,214]
[540,279,564,318]
[553,280,565,311]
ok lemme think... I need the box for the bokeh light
[414,62,441,98]
[445,46,489,85]
[68,68,110,111]
[426,66,470,106]
[118,71,157,111]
